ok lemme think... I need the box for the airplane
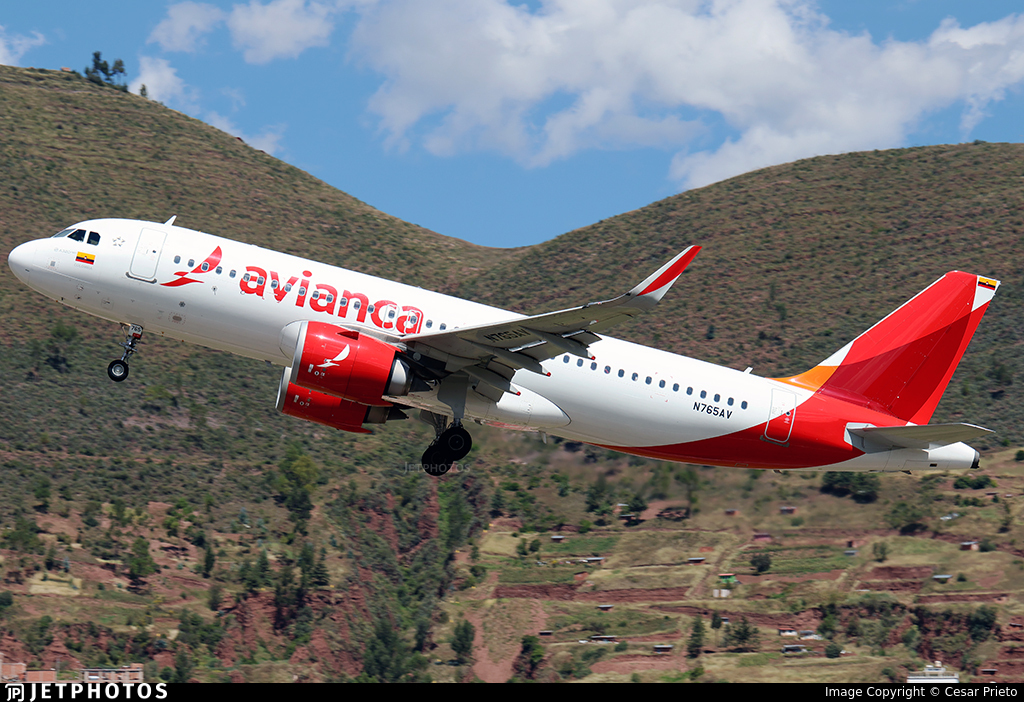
[7,217,1000,476]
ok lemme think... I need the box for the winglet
[626,245,700,308]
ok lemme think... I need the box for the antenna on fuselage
[164,215,177,226]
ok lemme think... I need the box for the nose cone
[8,241,35,286]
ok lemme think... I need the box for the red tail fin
[778,272,999,423]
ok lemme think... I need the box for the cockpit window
[52,227,75,238]
[67,229,87,242]
[87,232,100,246]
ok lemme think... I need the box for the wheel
[421,445,452,477]
[107,359,129,382]
[441,425,472,461]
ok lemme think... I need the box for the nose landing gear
[107,324,143,382]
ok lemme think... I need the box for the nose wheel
[108,324,143,383]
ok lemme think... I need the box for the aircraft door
[764,389,796,444]
[128,228,167,281]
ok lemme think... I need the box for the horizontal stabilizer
[849,423,993,450]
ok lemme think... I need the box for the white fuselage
[7,218,981,472]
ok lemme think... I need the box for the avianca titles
[8,217,1000,476]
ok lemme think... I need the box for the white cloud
[0,25,45,66]
[347,0,1024,189]
[206,110,286,154]
[148,1,226,52]
[227,0,336,64]
[130,56,199,112]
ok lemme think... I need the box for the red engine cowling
[287,321,412,406]
[277,379,373,434]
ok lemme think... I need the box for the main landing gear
[420,415,473,477]
[107,324,143,382]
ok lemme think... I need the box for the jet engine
[276,376,405,433]
[282,320,413,406]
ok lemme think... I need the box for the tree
[513,635,545,679]
[172,646,193,684]
[208,583,223,612]
[722,616,760,652]
[674,467,700,517]
[873,541,889,562]
[202,544,215,578]
[33,478,51,513]
[451,619,475,665]
[687,616,705,658]
[127,537,156,589]
[750,552,771,573]
[825,642,842,658]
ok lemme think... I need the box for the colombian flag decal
[75,252,95,265]
[978,277,997,290]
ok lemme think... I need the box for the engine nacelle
[276,374,406,433]
[283,321,412,406]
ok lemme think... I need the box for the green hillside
[1,65,1023,684]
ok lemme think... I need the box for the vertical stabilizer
[777,272,999,423]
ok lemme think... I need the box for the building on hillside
[80,663,144,683]
[906,662,959,683]
[25,670,57,683]
[1,653,27,682]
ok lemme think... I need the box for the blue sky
[3,1,1024,249]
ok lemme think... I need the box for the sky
[3,1,1024,249]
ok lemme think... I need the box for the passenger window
[673,383,679,392]
[687,387,693,395]
[69,229,86,242]
[577,359,584,367]
[299,287,307,296]
[645,377,652,384]
[352,300,360,309]
[728,398,734,406]
[590,362,597,370]
[257,276,265,286]
[216,266,222,274]
[174,255,181,264]
[700,390,707,399]
[741,401,748,410]
[311,290,319,299]
[659,380,666,388]
[388,309,396,319]
[200,262,209,272]
[618,369,624,377]
[367,305,374,313]
[426,320,433,329]
[564,356,570,363]
[714,394,720,402]
[631,373,638,381]
[604,366,611,374]
[229,270,236,278]
[271,280,279,289]
[87,232,100,245]
[188,259,195,267]
[439,323,446,330]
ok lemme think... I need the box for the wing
[403,246,700,398]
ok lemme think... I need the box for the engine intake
[284,320,412,406]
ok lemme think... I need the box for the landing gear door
[764,389,796,444]
[128,228,167,282]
